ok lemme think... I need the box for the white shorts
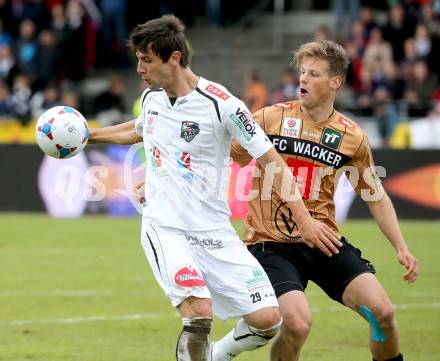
[140,219,278,320]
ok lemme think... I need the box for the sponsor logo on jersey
[180,121,200,142]
[281,117,302,138]
[321,127,342,150]
[174,265,206,287]
[268,135,350,168]
[150,146,161,167]
[273,102,296,109]
[185,233,224,250]
[205,84,230,100]
[245,268,269,291]
[229,108,256,141]
[339,116,356,129]
[275,202,297,236]
[145,110,158,134]
[177,98,188,105]
[177,152,192,170]
[303,130,321,139]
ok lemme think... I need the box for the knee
[246,307,282,330]
[374,304,396,328]
[179,297,212,318]
[281,313,312,342]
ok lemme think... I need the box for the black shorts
[248,237,376,304]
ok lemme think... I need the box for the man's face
[298,56,336,109]
[136,47,173,89]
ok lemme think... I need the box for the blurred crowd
[0,0,129,125]
[243,1,440,148]
[1,0,439,149]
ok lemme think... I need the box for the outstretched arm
[257,148,342,256]
[366,192,419,283]
[88,120,142,145]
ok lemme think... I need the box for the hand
[297,217,342,257]
[133,182,145,204]
[397,248,419,283]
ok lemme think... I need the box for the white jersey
[135,76,273,230]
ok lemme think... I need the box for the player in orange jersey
[227,40,418,361]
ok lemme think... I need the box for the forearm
[257,148,310,225]
[88,120,142,145]
[367,193,408,252]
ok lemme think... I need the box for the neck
[301,100,334,122]
[164,67,199,97]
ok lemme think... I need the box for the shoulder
[141,88,163,107]
[330,110,368,156]
[196,77,241,108]
[253,101,300,126]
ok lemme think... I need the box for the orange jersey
[231,101,383,244]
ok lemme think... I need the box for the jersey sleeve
[231,108,266,166]
[349,134,384,199]
[134,89,150,137]
[223,99,273,159]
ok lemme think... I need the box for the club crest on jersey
[282,117,302,138]
[180,121,200,142]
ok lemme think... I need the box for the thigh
[189,225,278,321]
[305,237,376,303]
[140,221,211,307]
[277,290,312,328]
[342,272,394,313]
[248,242,308,298]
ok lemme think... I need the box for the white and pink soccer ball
[35,106,89,159]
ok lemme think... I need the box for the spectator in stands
[400,37,418,83]
[414,23,432,59]
[270,69,299,104]
[0,19,12,47]
[382,4,415,63]
[404,60,437,116]
[0,45,17,84]
[93,74,127,126]
[11,73,32,125]
[363,27,393,73]
[100,0,128,67]
[358,6,377,42]
[36,29,60,90]
[62,0,87,81]
[420,3,440,38]
[383,61,405,101]
[62,88,81,111]
[355,67,374,116]
[314,25,333,41]
[30,82,61,119]
[372,86,400,148]
[345,40,364,93]
[243,70,269,113]
[334,0,360,36]
[14,19,38,76]
[349,20,366,57]
[0,80,12,119]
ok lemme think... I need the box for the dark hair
[128,14,191,67]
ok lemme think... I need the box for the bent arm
[88,120,142,145]
[256,148,342,255]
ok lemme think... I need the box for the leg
[176,296,213,361]
[342,273,402,361]
[270,291,312,361]
[212,306,281,361]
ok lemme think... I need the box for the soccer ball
[35,106,89,159]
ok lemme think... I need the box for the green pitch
[1,214,439,361]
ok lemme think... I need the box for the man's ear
[169,51,182,66]
[331,75,343,91]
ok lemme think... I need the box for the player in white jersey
[89,15,341,361]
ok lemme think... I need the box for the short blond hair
[292,39,350,79]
